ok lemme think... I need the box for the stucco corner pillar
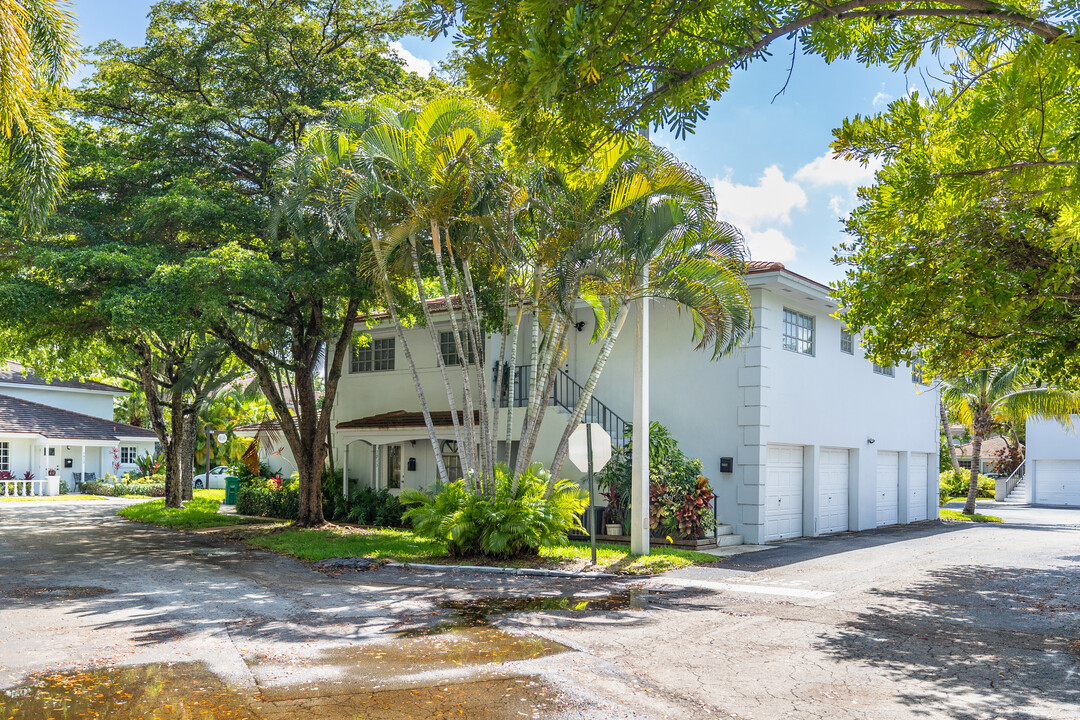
[802,445,819,537]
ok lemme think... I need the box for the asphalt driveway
[1,500,1078,719]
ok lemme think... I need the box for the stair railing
[996,458,1026,501]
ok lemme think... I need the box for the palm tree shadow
[814,564,1080,720]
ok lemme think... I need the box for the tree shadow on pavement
[815,562,1080,720]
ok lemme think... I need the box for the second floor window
[873,363,895,377]
[911,361,925,385]
[840,327,854,355]
[782,308,815,356]
[439,331,475,365]
[352,337,395,373]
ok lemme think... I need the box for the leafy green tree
[943,366,1080,514]
[834,40,1080,382]
[421,0,1074,151]
[0,0,76,226]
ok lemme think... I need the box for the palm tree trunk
[503,302,524,462]
[410,241,466,460]
[964,434,983,515]
[549,300,628,478]
[459,256,494,489]
[941,399,962,474]
[374,252,450,485]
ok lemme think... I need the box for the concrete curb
[386,560,617,579]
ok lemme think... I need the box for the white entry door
[876,451,900,526]
[818,448,849,535]
[908,453,929,522]
[1035,460,1080,506]
[766,444,804,541]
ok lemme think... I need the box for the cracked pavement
[1,500,1078,719]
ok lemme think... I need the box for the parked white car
[194,466,231,490]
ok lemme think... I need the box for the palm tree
[943,366,1080,514]
[0,0,77,227]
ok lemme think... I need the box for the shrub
[401,463,588,558]
[598,422,717,540]
[939,470,995,505]
[235,484,300,519]
[80,480,166,497]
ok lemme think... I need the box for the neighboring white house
[256,261,941,545]
[0,363,157,493]
[1024,416,1080,506]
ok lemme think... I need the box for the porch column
[80,446,86,492]
[343,443,349,498]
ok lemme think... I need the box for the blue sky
[71,1,915,284]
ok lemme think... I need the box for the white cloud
[744,228,798,263]
[388,41,433,76]
[828,194,847,216]
[794,153,882,189]
[872,91,893,108]
[713,165,807,229]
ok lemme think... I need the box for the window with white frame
[782,308,815,355]
[351,337,395,372]
[120,446,138,464]
[0,442,8,471]
[840,327,854,355]
[873,363,895,377]
[911,361,925,385]
[439,330,475,365]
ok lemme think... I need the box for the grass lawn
[0,493,108,502]
[940,508,1004,523]
[245,526,717,575]
[119,493,268,530]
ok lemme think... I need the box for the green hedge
[939,470,995,505]
[235,486,300,519]
[81,480,166,497]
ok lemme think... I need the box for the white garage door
[766,444,804,541]
[876,451,900,526]
[1035,460,1080,506]
[818,448,849,534]
[908,453,929,522]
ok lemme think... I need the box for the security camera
[867,437,876,444]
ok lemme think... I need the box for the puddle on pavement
[0,663,567,720]
[436,588,651,627]
[1,585,112,600]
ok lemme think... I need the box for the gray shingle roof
[0,394,156,441]
[0,362,128,394]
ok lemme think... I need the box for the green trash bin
[224,477,240,506]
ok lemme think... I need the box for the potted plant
[602,486,625,535]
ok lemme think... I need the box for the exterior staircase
[1004,476,1027,504]
[502,362,744,550]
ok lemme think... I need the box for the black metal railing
[495,363,627,448]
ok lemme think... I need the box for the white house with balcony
[257,262,940,546]
[0,363,157,495]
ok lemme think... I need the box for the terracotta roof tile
[337,409,480,430]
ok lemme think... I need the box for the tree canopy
[421,0,1076,152]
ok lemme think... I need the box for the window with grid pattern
[120,446,138,464]
[0,442,8,471]
[840,327,854,355]
[351,337,395,372]
[782,308,815,355]
[439,331,475,365]
[873,363,895,377]
[911,361,925,384]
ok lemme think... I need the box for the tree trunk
[549,301,629,478]
[164,393,185,508]
[963,433,982,516]
[941,399,962,474]
[180,406,198,502]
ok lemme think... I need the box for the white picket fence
[0,478,58,497]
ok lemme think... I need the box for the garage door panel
[766,444,803,542]
[818,448,849,534]
[1035,460,1080,506]
[876,451,899,526]
[909,453,929,522]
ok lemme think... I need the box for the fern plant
[402,463,587,558]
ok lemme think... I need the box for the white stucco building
[262,262,941,545]
[0,363,157,494]
[1023,416,1080,506]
